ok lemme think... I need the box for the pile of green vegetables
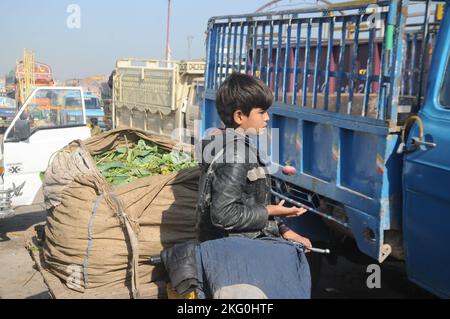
[93,139,197,185]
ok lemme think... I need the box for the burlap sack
[43,128,200,298]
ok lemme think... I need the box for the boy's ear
[233,110,246,125]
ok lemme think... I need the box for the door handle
[411,136,437,149]
[397,115,433,154]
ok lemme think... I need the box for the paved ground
[0,204,51,299]
[309,242,436,299]
[0,205,437,299]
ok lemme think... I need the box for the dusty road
[0,204,50,299]
[309,241,436,299]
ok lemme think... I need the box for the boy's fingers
[285,210,302,217]
[283,207,308,217]
[289,207,306,214]
[278,200,285,206]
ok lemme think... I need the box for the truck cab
[0,87,90,218]
[0,96,17,134]
[83,92,106,128]
[65,91,106,129]
[402,3,450,296]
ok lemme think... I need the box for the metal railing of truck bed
[205,0,445,126]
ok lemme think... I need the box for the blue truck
[201,0,450,297]
[0,96,17,134]
[64,91,107,128]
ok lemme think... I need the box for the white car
[0,87,91,218]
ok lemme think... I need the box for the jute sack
[43,128,200,298]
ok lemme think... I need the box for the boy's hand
[281,229,312,253]
[266,200,308,217]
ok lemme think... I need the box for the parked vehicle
[15,59,54,106]
[65,91,107,128]
[202,0,450,297]
[0,87,90,218]
[112,59,205,142]
[0,97,17,133]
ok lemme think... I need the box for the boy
[196,73,312,249]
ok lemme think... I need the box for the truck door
[403,8,450,298]
[2,87,90,207]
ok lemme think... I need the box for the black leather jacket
[196,130,280,242]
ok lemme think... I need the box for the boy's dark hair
[90,117,98,125]
[216,73,273,127]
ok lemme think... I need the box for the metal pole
[271,189,350,228]
[416,0,431,108]
[187,36,194,60]
[166,0,172,62]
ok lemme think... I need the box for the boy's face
[233,107,270,135]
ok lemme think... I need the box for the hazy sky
[1,1,428,80]
[0,0,280,80]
